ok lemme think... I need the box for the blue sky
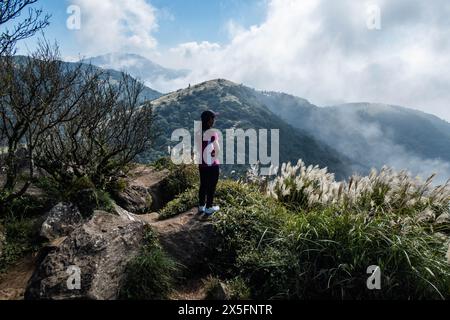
[8,0,450,122]
[149,0,267,47]
[17,0,267,56]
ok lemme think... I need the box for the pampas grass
[266,160,450,218]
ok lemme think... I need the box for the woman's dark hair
[201,110,216,131]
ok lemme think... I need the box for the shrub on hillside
[34,175,114,217]
[0,216,43,273]
[34,70,155,192]
[152,157,199,204]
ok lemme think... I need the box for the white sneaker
[204,206,220,216]
[198,206,206,214]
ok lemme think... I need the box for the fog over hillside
[258,92,450,183]
[80,53,189,93]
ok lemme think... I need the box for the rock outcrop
[113,165,170,214]
[40,203,83,241]
[25,211,147,300]
[20,201,219,300]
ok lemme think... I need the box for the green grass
[153,158,199,204]
[162,178,450,300]
[158,187,198,220]
[226,277,252,300]
[0,195,50,274]
[0,195,50,219]
[34,175,115,217]
[0,216,43,274]
[284,209,450,299]
[119,228,179,300]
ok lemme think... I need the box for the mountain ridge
[11,54,449,181]
[12,55,164,102]
[257,92,450,181]
[79,52,189,90]
[146,78,355,179]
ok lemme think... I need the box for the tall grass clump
[158,187,198,220]
[155,161,450,299]
[266,160,450,218]
[119,228,179,300]
[208,163,450,299]
[285,209,450,299]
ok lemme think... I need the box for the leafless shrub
[0,0,50,56]
[34,70,155,189]
[0,41,99,207]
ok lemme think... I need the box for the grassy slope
[158,163,450,300]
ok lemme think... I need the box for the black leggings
[199,166,220,208]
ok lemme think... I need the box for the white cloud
[169,41,221,60]
[225,20,246,39]
[71,0,158,56]
[160,0,450,122]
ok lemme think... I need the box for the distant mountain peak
[147,77,352,179]
[79,53,190,88]
[196,78,240,89]
[83,52,156,64]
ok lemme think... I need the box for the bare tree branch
[34,70,155,189]
[0,0,50,56]
[0,40,94,208]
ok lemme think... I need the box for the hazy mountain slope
[13,55,164,102]
[258,92,450,181]
[144,79,353,179]
[330,103,450,161]
[80,53,189,89]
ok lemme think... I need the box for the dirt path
[0,255,37,300]
[138,209,213,301]
[170,277,208,300]
[128,165,170,189]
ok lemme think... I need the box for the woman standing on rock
[198,110,221,216]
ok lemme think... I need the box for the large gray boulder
[40,203,83,241]
[25,211,147,300]
[113,165,170,214]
